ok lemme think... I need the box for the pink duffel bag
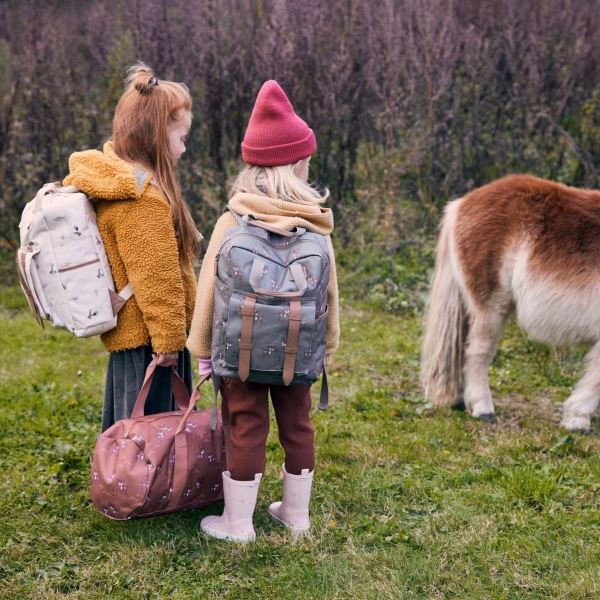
[90,359,225,520]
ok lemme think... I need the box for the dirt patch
[487,394,561,431]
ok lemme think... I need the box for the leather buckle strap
[238,294,257,381]
[282,298,302,385]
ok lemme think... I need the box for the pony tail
[126,61,159,95]
[421,200,469,408]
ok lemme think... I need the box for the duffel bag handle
[175,373,211,435]
[130,356,192,419]
[166,372,218,511]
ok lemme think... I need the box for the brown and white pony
[421,174,600,431]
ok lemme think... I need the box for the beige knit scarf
[228,192,334,236]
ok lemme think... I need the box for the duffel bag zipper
[124,412,184,440]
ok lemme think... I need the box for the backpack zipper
[221,234,324,269]
[220,232,325,255]
[57,258,100,273]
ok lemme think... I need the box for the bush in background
[1,0,599,298]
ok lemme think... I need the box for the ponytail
[113,62,198,275]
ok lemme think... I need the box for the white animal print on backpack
[16,182,133,337]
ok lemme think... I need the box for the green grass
[2,285,600,599]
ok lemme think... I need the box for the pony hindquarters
[421,197,510,420]
[421,200,468,410]
[424,174,600,431]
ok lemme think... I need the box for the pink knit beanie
[241,80,316,167]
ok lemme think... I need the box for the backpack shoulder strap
[318,368,329,411]
[225,205,245,226]
[33,183,80,213]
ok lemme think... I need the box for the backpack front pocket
[223,290,316,376]
[53,238,114,332]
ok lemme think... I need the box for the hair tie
[152,77,158,86]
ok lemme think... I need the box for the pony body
[421,174,600,431]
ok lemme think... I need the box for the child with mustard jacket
[65,64,198,431]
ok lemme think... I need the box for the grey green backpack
[211,207,330,410]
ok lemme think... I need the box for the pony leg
[561,341,600,432]
[463,309,505,420]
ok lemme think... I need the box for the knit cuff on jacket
[186,338,212,359]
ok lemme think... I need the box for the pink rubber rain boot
[268,464,313,533]
[201,471,262,543]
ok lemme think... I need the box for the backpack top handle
[226,205,307,237]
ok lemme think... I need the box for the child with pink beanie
[187,80,340,542]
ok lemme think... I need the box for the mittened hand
[198,357,212,376]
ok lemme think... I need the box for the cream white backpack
[16,182,133,337]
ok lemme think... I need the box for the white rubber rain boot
[201,471,262,543]
[268,464,313,533]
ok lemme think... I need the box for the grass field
[2,283,600,599]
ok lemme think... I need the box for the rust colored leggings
[219,377,315,481]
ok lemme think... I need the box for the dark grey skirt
[102,345,193,432]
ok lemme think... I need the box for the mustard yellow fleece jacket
[64,142,196,354]
[186,192,340,365]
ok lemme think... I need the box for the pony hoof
[477,413,494,422]
[452,401,466,411]
[561,416,590,433]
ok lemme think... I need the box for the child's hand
[198,357,212,376]
[155,352,178,367]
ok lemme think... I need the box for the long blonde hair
[112,62,198,275]
[229,163,329,205]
